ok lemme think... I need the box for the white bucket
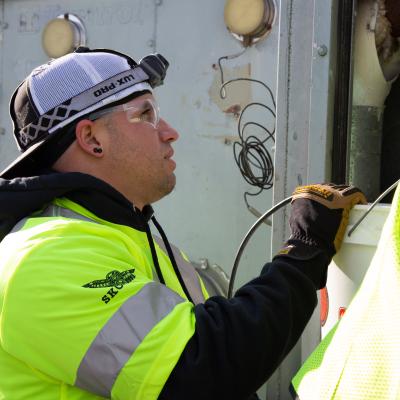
[320,203,391,337]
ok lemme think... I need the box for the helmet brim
[0,129,65,179]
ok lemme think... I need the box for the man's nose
[158,118,179,142]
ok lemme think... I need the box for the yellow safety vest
[292,185,400,399]
[0,197,208,399]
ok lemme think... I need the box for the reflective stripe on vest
[75,282,184,397]
[152,235,206,305]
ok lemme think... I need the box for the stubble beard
[157,172,176,200]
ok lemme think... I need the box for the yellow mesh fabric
[292,185,400,399]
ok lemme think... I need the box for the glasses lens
[88,98,160,127]
[124,98,159,128]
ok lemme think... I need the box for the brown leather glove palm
[274,184,367,288]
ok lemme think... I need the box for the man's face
[100,93,179,208]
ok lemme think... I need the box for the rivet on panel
[317,45,328,57]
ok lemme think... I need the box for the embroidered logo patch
[83,269,136,304]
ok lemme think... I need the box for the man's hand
[274,184,367,287]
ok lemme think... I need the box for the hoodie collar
[0,171,153,239]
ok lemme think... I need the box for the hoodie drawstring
[144,224,166,285]
[151,216,194,304]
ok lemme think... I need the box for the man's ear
[75,119,104,157]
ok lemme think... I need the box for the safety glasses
[88,98,160,128]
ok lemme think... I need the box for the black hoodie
[0,172,329,400]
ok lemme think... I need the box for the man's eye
[139,109,153,122]
[127,109,151,123]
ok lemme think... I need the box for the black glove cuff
[274,239,330,261]
[273,241,333,289]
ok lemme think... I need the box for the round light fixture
[42,14,86,58]
[224,0,276,46]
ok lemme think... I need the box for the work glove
[274,183,367,288]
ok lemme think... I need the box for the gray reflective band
[75,282,184,397]
[7,205,90,235]
[9,217,28,234]
[38,204,94,222]
[153,236,206,305]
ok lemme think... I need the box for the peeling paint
[198,133,239,145]
[209,63,252,113]
[223,103,241,118]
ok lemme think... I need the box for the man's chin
[155,174,176,202]
[165,174,176,195]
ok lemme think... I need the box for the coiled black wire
[219,76,276,210]
[216,52,280,296]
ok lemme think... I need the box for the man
[0,47,366,399]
